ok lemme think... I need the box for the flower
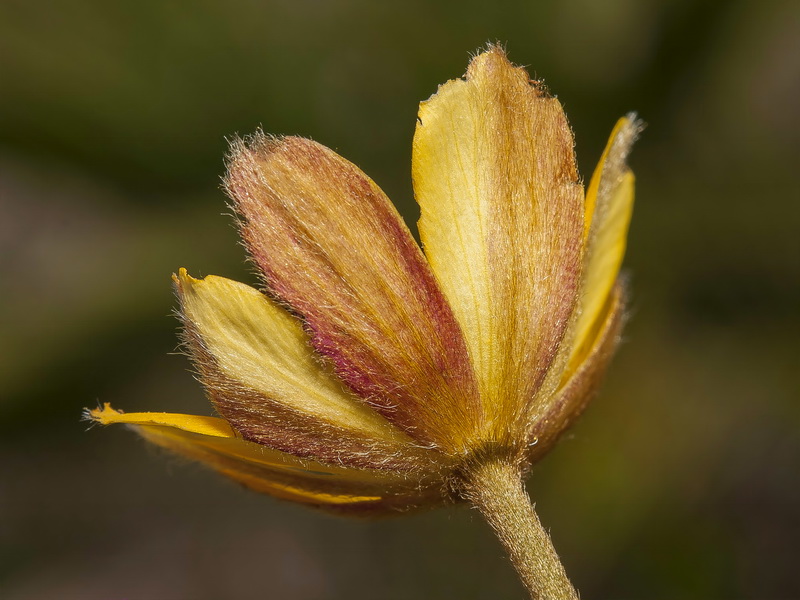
[89,47,638,521]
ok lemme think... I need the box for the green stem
[460,460,579,600]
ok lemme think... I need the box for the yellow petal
[214,467,383,506]
[567,116,640,372]
[88,403,355,478]
[213,466,445,515]
[412,46,584,441]
[527,282,625,462]
[89,404,445,514]
[90,403,236,436]
[224,134,481,452]
[176,270,436,470]
[176,270,398,438]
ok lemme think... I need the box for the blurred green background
[2,0,798,598]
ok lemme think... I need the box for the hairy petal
[224,135,480,453]
[567,116,640,372]
[527,282,626,461]
[89,405,448,515]
[413,46,584,443]
[176,270,438,470]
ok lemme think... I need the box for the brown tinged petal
[412,46,585,445]
[176,270,443,471]
[136,425,446,516]
[224,134,481,453]
[527,281,626,463]
[567,115,641,373]
[519,116,639,450]
[89,405,447,516]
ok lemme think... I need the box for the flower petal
[176,270,438,470]
[527,282,625,462]
[90,403,237,436]
[213,466,447,516]
[567,116,640,372]
[412,47,584,440]
[89,404,447,514]
[224,134,480,453]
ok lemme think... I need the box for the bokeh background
[2,0,799,598]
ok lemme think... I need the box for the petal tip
[85,402,122,425]
[419,44,515,111]
[225,130,308,173]
[471,42,509,62]
[173,268,201,300]
[611,113,645,165]
[172,267,192,286]
[467,46,503,80]
[174,270,234,299]
[466,43,547,95]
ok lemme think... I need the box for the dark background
[2,0,799,598]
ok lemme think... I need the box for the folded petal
[89,404,447,514]
[412,46,584,441]
[567,116,640,372]
[176,270,439,470]
[213,466,446,516]
[224,135,480,453]
[527,282,626,462]
[90,404,237,437]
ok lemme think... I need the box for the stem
[460,460,578,600]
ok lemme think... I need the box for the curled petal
[527,282,626,462]
[224,135,480,452]
[89,405,447,515]
[413,46,584,442]
[567,116,640,372]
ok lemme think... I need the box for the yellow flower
[89,46,639,597]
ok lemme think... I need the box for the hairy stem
[460,460,578,600]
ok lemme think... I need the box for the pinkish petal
[224,135,481,453]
